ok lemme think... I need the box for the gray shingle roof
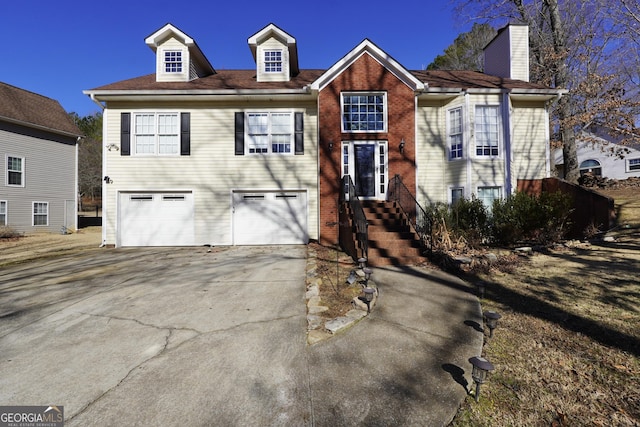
[88,68,555,93]
[0,82,82,137]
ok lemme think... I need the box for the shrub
[0,226,21,239]
[425,198,490,249]
[491,191,572,245]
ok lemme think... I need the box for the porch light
[484,311,502,338]
[399,138,405,153]
[358,257,368,269]
[327,140,334,151]
[469,356,494,402]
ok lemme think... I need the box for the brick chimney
[483,24,529,82]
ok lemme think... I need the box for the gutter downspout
[503,92,513,196]
[89,93,108,247]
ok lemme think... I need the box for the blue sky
[2,0,472,117]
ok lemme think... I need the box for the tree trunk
[545,0,579,182]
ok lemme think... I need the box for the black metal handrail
[388,174,432,253]
[339,175,368,259]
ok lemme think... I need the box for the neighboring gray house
[554,130,640,180]
[0,82,82,234]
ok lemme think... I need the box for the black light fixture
[103,176,113,184]
[477,282,486,298]
[363,267,373,282]
[484,311,502,338]
[363,287,375,312]
[328,140,334,151]
[358,257,368,269]
[469,356,495,402]
[399,138,405,154]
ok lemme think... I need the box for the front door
[342,141,388,200]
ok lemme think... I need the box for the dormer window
[164,51,183,73]
[264,50,282,73]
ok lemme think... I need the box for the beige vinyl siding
[416,99,448,205]
[509,26,530,82]
[511,101,549,181]
[156,37,189,82]
[256,38,289,82]
[102,101,318,246]
[468,94,506,192]
[0,123,77,234]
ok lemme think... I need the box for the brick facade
[318,53,417,245]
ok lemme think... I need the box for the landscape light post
[484,311,502,338]
[469,356,494,402]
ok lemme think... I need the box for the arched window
[579,159,602,176]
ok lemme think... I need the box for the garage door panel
[119,192,194,246]
[233,191,307,245]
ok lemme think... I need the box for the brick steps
[361,201,426,267]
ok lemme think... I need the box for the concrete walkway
[307,266,483,426]
[0,241,483,426]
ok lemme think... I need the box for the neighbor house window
[448,107,464,160]
[475,106,500,157]
[264,50,282,73]
[246,112,293,154]
[0,201,6,225]
[579,159,602,176]
[33,202,48,226]
[628,158,640,171]
[451,187,464,205]
[164,51,183,73]
[342,93,387,132]
[133,113,179,155]
[477,186,501,212]
[7,156,24,186]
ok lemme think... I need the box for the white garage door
[233,191,308,245]
[119,192,194,246]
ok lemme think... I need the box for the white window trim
[245,111,294,155]
[32,201,48,226]
[341,140,388,200]
[341,92,388,133]
[0,200,7,226]
[264,49,283,73]
[627,157,640,172]
[474,105,502,159]
[132,112,181,156]
[163,50,183,73]
[449,186,465,205]
[6,155,25,187]
[447,106,464,161]
[476,186,502,212]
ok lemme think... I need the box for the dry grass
[451,187,640,426]
[310,242,364,319]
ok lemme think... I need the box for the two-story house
[85,23,561,261]
[1,82,82,234]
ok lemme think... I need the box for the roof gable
[310,39,425,92]
[145,23,215,81]
[0,82,81,137]
[248,23,299,80]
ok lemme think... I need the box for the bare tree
[70,112,103,207]
[451,0,640,182]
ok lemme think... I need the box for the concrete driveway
[0,246,310,426]
[1,243,482,426]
